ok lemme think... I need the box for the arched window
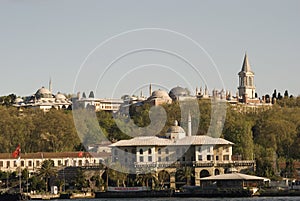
[158,148,161,155]
[165,148,169,154]
[139,149,143,155]
[148,148,152,154]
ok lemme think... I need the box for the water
[37,197,300,201]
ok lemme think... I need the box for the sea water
[41,197,300,201]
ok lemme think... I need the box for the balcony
[134,160,255,169]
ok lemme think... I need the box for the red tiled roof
[0,152,111,159]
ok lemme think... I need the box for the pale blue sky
[0,0,299,98]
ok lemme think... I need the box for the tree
[176,166,194,186]
[158,170,170,189]
[38,160,57,192]
[88,91,95,98]
[284,90,289,98]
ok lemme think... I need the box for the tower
[238,53,256,99]
[149,83,152,97]
[49,77,52,94]
[187,111,192,137]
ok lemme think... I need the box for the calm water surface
[43,197,300,201]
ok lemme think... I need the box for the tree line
[1,95,300,179]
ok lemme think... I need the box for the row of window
[198,155,230,161]
[0,159,98,168]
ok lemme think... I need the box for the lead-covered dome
[151,89,170,99]
[55,93,67,100]
[169,86,189,101]
[167,120,185,134]
[35,87,52,98]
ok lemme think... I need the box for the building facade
[110,119,255,188]
[0,152,109,173]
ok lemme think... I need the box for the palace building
[110,115,255,189]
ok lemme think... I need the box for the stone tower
[238,53,256,99]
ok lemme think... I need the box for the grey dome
[35,87,52,98]
[167,120,185,134]
[151,89,170,99]
[169,86,189,100]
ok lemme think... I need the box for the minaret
[187,111,192,136]
[149,83,152,96]
[49,77,52,94]
[238,53,256,99]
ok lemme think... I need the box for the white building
[110,117,255,188]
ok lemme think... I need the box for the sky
[0,0,299,98]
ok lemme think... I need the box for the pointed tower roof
[241,53,252,72]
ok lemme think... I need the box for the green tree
[38,160,57,192]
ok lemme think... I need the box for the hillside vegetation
[0,96,300,179]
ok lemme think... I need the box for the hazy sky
[1,0,299,98]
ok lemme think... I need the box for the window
[165,148,169,154]
[216,156,219,161]
[198,155,202,161]
[21,161,25,167]
[198,146,202,152]
[0,161,3,167]
[182,157,185,161]
[124,149,128,155]
[79,160,82,166]
[148,156,152,162]
[14,161,17,167]
[64,160,68,166]
[139,156,144,162]
[139,149,143,155]
[207,155,211,161]
[158,157,162,162]
[28,161,32,167]
[148,148,152,154]
[223,155,229,161]
[225,147,229,152]
[58,160,62,166]
[6,161,10,168]
[166,157,169,162]
[158,148,161,155]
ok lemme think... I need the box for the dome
[35,87,52,98]
[167,120,186,134]
[151,89,170,99]
[55,93,66,100]
[169,86,189,100]
[15,98,24,103]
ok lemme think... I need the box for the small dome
[167,120,185,134]
[55,93,66,100]
[35,87,52,98]
[15,98,24,103]
[151,89,170,99]
[169,86,189,100]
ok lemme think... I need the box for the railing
[134,160,255,168]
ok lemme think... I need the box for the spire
[149,83,152,96]
[241,53,251,72]
[49,77,52,93]
[187,111,192,137]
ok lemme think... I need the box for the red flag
[12,144,21,158]
[78,151,83,157]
